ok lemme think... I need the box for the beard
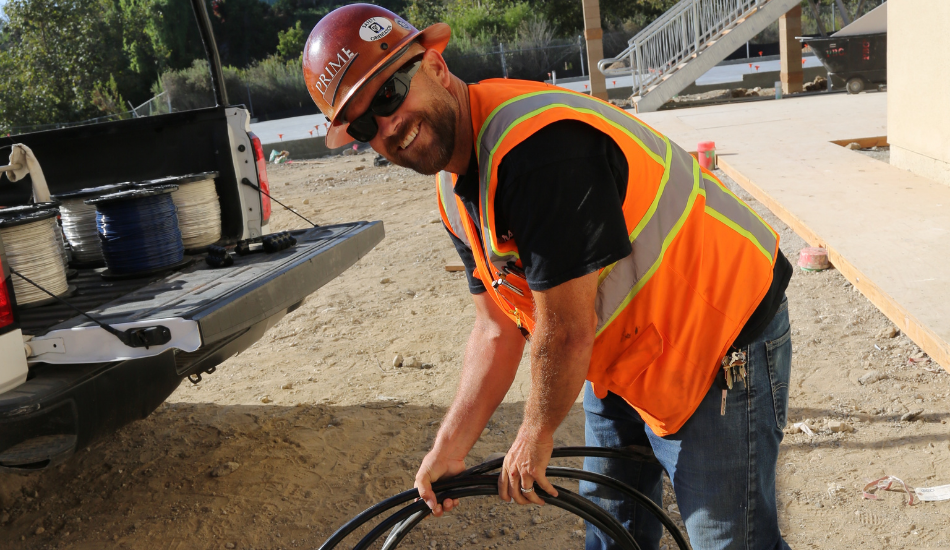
[385,82,457,176]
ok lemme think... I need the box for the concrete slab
[250,113,328,144]
[636,92,950,370]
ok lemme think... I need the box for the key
[721,389,728,416]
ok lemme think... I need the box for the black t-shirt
[445,119,791,347]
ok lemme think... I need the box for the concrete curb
[261,136,353,160]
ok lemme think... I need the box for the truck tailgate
[28,221,383,364]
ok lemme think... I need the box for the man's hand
[498,428,557,505]
[414,449,466,516]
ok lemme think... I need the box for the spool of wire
[0,208,72,306]
[0,201,70,269]
[86,185,187,277]
[53,183,133,266]
[136,172,222,251]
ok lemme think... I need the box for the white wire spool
[136,173,222,250]
[0,210,69,305]
[54,184,132,265]
[169,178,222,250]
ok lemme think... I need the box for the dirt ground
[2,149,949,549]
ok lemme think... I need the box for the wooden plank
[444,264,466,273]
[720,156,950,370]
[829,136,890,148]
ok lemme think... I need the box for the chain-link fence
[442,29,636,83]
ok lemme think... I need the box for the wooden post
[582,0,608,100]
[779,5,804,94]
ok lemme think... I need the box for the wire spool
[0,202,69,270]
[86,185,189,278]
[0,208,73,307]
[53,184,133,267]
[136,172,222,251]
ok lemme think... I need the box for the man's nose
[375,111,402,140]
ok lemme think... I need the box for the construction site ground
[2,150,949,549]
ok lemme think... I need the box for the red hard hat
[303,4,451,148]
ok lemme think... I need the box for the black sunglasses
[346,56,423,143]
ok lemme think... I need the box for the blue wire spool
[86,185,187,277]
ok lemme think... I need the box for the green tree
[140,0,206,74]
[0,0,143,129]
[277,20,307,60]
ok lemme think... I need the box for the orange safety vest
[437,79,779,436]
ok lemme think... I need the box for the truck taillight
[248,132,272,224]
[0,258,14,329]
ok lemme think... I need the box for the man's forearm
[520,311,595,439]
[520,273,598,440]
[433,304,525,459]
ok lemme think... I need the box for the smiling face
[343,46,458,175]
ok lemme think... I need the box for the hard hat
[303,4,451,149]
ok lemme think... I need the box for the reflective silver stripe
[437,171,470,248]
[477,91,666,168]
[477,91,667,259]
[702,174,776,263]
[594,144,700,333]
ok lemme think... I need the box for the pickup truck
[0,0,382,472]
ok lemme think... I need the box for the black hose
[462,445,641,476]
[319,475,499,549]
[380,466,689,550]
[318,447,690,550]
[353,483,640,550]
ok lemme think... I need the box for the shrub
[156,54,311,120]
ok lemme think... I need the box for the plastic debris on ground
[271,150,291,164]
[914,484,950,502]
[862,475,919,505]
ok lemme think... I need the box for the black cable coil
[87,186,185,275]
[319,446,690,550]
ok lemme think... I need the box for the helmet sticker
[313,47,358,107]
[395,18,412,31]
[360,17,393,42]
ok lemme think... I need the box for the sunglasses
[346,56,423,143]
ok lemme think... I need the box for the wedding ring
[520,486,535,493]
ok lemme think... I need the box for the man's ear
[422,49,452,89]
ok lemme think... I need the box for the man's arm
[415,291,525,516]
[499,271,598,505]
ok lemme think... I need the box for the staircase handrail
[598,0,767,96]
[598,0,697,78]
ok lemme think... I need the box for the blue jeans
[581,297,791,550]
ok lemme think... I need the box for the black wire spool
[320,446,690,550]
[85,185,192,279]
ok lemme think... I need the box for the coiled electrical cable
[0,209,70,305]
[319,446,690,550]
[87,186,185,276]
[137,173,222,250]
[356,484,638,550]
[54,184,132,265]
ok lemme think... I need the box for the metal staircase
[598,0,800,112]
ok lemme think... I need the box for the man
[304,5,793,549]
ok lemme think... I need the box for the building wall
[888,0,950,186]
